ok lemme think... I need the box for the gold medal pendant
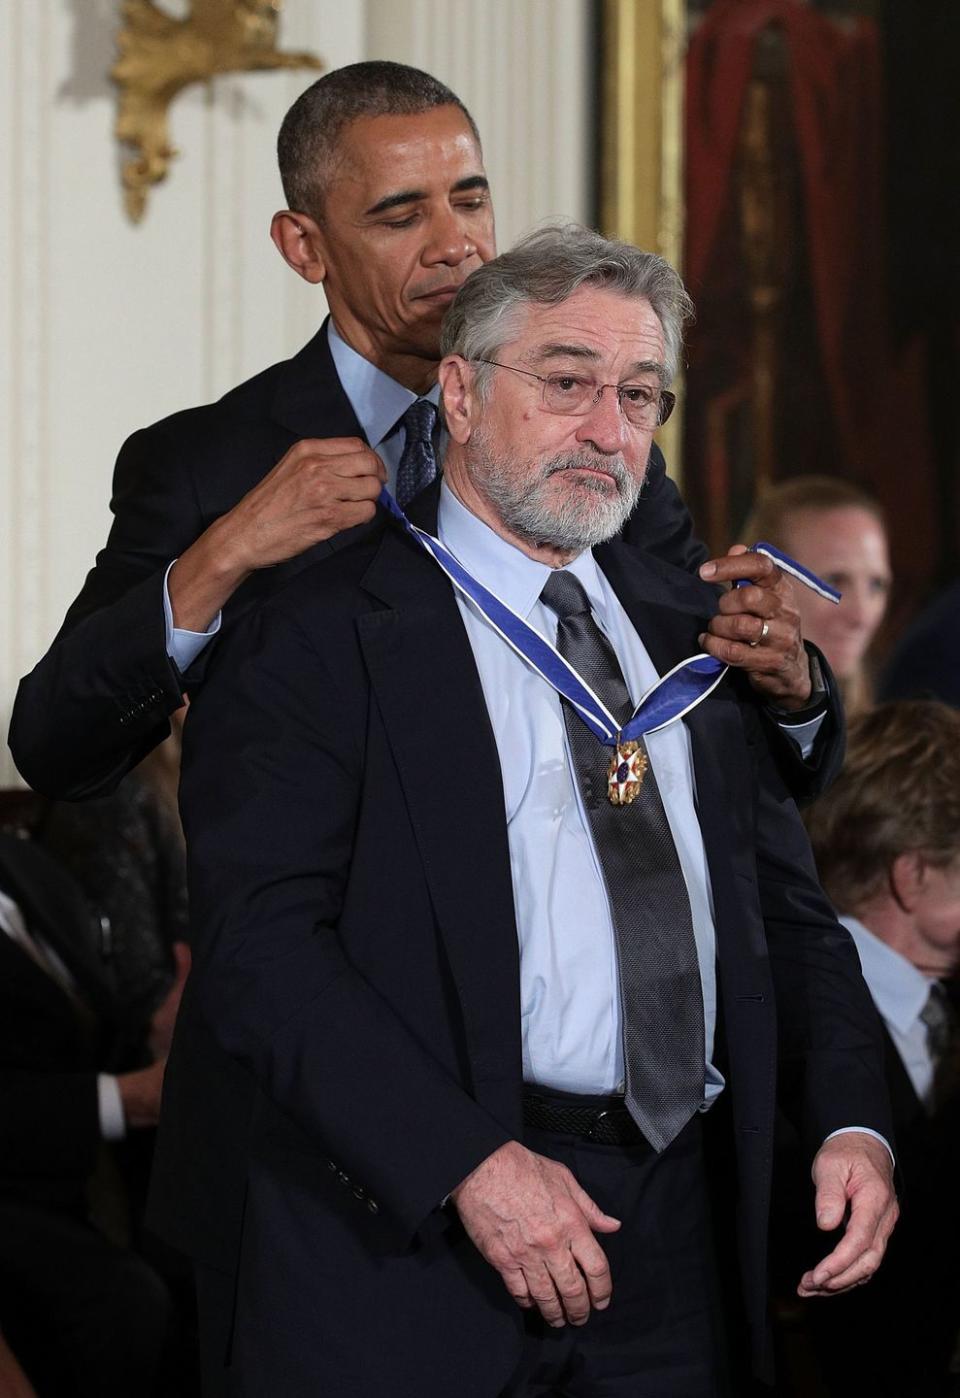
[607,740,647,806]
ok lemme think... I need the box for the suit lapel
[270,319,365,443]
[356,524,523,1098]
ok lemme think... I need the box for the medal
[607,740,648,806]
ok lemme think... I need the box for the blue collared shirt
[842,914,937,1105]
[438,482,724,1101]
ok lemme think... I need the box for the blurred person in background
[743,477,892,717]
[772,700,960,1398]
[35,710,188,1033]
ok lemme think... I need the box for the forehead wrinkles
[509,294,665,370]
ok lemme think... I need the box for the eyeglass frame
[472,357,676,428]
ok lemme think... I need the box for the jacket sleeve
[740,693,893,1158]
[9,425,203,800]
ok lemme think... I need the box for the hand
[798,1131,899,1297]
[450,1140,621,1327]
[217,436,387,572]
[148,940,191,1059]
[168,437,386,632]
[117,1056,166,1130]
[698,545,813,710]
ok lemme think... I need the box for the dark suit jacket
[0,834,133,1213]
[9,322,842,803]
[148,505,889,1396]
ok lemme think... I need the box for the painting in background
[600,0,960,629]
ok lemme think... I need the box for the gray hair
[441,223,694,393]
[278,62,480,220]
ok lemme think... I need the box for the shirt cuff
[97,1074,127,1141]
[777,709,826,761]
[163,559,221,671]
[823,1126,895,1167]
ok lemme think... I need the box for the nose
[840,581,875,631]
[575,384,630,454]
[423,205,478,267]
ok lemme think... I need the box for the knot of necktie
[395,399,438,508]
[401,398,437,446]
[541,569,592,621]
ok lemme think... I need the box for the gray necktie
[541,568,705,1152]
[921,981,960,1111]
[395,399,438,509]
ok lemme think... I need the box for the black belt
[522,1088,650,1149]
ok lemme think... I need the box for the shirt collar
[437,481,605,622]
[841,915,934,1034]
[327,320,440,450]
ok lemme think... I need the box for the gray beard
[472,446,643,553]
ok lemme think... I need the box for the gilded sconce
[113,0,323,223]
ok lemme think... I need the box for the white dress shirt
[842,914,938,1105]
[438,483,724,1102]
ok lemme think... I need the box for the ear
[439,355,478,444]
[890,852,925,911]
[270,210,326,285]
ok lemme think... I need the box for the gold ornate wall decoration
[112,0,323,223]
[599,0,686,479]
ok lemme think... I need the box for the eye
[619,385,656,407]
[380,213,419,230]
[547,373,591,395]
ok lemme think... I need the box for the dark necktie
[921,981,960,1111]
[541,569,705,1152]
[395,399,438,509]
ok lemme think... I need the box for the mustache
[542,452,631,491]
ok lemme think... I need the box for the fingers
[452,1142,619,1330]
[279,436,388,480]
[798,1197,898,1296]
[700,548,777,586]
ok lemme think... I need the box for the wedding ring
[749,621,770,648]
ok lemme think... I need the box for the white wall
[1,0,593,784]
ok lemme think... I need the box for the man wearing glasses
[163,225,896,1397]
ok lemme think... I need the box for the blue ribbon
[379,488,840,747]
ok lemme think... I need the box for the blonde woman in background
[743,477,892,717]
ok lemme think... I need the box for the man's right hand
[450,1140,621,1328]
[168,437,386,633]
[117,1057,166,1130]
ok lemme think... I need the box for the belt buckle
[585,1108,611,1143]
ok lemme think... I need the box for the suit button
[367,1199,379,1214]
[338,1171,350,1187]
[324,1159,337,1172]
[352,1185,365,1199]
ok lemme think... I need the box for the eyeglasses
[474,359,676,429]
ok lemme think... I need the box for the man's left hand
[798,1131,899,1297]
[698,545,812,711]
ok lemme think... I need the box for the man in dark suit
[0,831,191,1396]
[10,61,837,806]
[155,224,896,1396]
[774,699,960,1397]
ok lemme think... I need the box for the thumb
[813,1166,848,1231]
[571,1182,621,1233]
